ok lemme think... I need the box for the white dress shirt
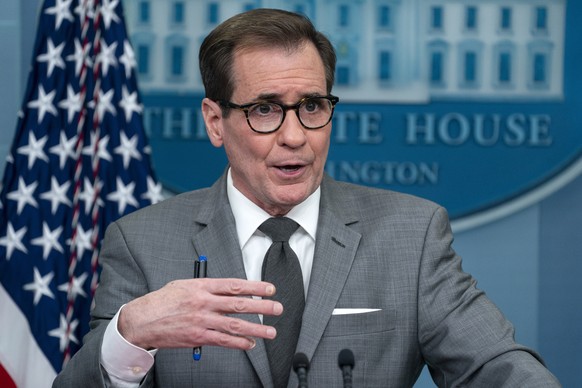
[100,170,320,386]
[227,170,319,298]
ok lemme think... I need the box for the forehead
[231,43,327,100]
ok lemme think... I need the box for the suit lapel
[189,175,273,388]
[296,179,361,362]
[190,203,245,280]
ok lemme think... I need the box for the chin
[276,188,312,206]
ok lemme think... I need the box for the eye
[251,103,279,117]
[302,98,324,113]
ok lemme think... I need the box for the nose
[277,109,307,147]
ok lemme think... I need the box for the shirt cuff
[100,305,158,383]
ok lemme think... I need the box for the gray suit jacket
[53,173,560,387]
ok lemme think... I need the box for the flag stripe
[0,364,17,388]
[0,285,57,387]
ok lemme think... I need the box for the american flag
[0,0,163,386]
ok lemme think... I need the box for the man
[54,8,560,388]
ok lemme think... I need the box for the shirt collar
[227,168,320,249]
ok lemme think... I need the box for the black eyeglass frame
[217,95,339,134]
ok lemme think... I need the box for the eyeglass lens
[247,97,333,132]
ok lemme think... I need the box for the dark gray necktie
[259,217,305,388]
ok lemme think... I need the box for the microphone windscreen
[338,348,355,368]
[293,352,310,371]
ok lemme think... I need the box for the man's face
[203,43,331,216]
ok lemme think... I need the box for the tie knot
[259,217,299,242]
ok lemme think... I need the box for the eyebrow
[252,92,327,103]
[254,93,280,102]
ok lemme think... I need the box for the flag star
[48,314,79,352]
[0,223,28,259]
[23,267,55,305]
[66,39,93,76]
[58,85,83,123]
[58,272,88,300]
[114,131,142,168]
[6,177,39,214]
[36,38,66,76]
[67,224,93,259]
[142,176,164,204]
[74,0,96,22]
[89,88,116,122]
[31,223,65,260]
[40,177,72,214]
[82,132,112,162]
[107,177,139,214]
[27,85,58,123]
[78,177,104,214]
[49,132,78,170]
[49,131,77,170]
[119,85,143,122]
[45,0,74,30]
[100,0,121,29]
[17,132,49,169]
[95,39,118,77]
[119,40,136,78]
[95,135,112,162]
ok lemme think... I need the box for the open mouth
[278,165,302,172]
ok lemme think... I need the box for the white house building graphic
[125,0,566,103]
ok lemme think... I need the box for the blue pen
[193,255,207,361]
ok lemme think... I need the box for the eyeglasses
[218,95,339,134]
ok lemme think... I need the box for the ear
[201,98,224,147]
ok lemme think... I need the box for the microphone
[293,352,310,388]
[338,348,355,388]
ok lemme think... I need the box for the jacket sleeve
[53,221,156,388]
[417,207,560,387]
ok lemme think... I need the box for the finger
[203,330,258,350]
[202,278,277,297]
[206,315,277,340]
[209,294,283,317]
